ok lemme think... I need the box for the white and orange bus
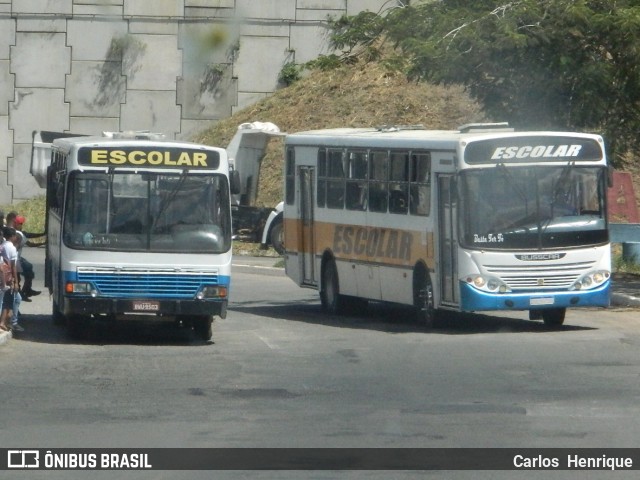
[283,124,611,327]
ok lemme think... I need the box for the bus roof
[51,135,224,153]
[285,126,604,148]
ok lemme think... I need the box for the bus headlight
[465,275,511,293]
[65,282,98,296]
[196,286,228,300]
[570,270,610,291]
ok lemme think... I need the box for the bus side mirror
[230,170,241,195]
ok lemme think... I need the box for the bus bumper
[63,297,227,319]
[459,280,611,311]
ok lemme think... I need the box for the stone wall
[0,0,398,203]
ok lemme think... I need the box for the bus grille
[484,261,595,291]
[77,267,219,299]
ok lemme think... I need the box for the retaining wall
[0,0,398,204]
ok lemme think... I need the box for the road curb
[232,254,285,277]
[611,292,640,308]
[232,262,285,277]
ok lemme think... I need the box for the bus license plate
[131,301,160,312]
[530,297,554,306]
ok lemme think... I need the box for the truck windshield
[459,166,608,250]
[63,171,232,253]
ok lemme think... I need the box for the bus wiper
[540,161,575,236]
[550,161,575,213]
[151,169,189,231]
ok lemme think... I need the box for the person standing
[0,223,6,329]
[0,227,19,332]
[6,212,41,301]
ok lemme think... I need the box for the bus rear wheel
[542,308,566,327]
[414,267,437,329]
[321,259,343,315]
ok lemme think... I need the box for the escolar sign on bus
[463,136,603,164]
[77,146,220,169]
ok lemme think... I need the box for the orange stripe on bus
[284,218,434,268]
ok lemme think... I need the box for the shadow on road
[229,299,595,335]
[12,313,212,347]
[14,301,595,346]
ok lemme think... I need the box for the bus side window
[368,150,388,212]
[410,153,431,216]
[48,151,65,214]
[389,151,409,214]
[326,149,345,209]
[346,150,367,211]
[317,149,326,207]
[389,189,407,213]
[285,148,295,206]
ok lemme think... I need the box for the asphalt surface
[1,247,639,346]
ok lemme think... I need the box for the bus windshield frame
[62,170,232,254]
[459,164,608,251]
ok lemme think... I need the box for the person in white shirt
[7,212,41,301]
[0,227,19,332]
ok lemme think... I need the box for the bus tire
[321,258,343,315]
[414,266,437,328]
[542,308,565,327]
[270,216,285,255]
[193,315,213,341]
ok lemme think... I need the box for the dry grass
[193,61,487,206]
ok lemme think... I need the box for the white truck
[224,122,285,254]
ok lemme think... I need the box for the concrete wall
[0,0,399,204]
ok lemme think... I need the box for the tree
[326,0,640,165]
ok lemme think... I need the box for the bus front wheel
[193,315,213,341]
[414,267,437,329]
[321,259,343,315]
[269,217,285,255]
[542,308,566,327]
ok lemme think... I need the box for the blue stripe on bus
[459,280,610,311]
[63,270,231,299]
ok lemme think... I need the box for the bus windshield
[459,165,608,250]
[63,171,232,253]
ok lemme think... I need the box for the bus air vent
[458,122,513,133]
[376,124,425,132]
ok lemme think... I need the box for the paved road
[2,246,640,479]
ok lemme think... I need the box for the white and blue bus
[283,123,611,327]
[42,133,238,340]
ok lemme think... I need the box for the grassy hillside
[1,63,484,238]
[193,61,487,207]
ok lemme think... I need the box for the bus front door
[299,166,317,286]
[437,175,459,307]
